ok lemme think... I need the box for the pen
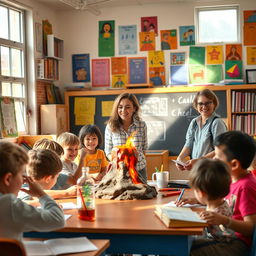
[177,188,185,202]
[160,164,163,172]
[158,188,180,192]
[161,191,181,198]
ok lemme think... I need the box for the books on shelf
[154,205,207,228]
[24,237,98,256]
[36,58,59,80]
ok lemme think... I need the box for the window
[195,5,239,44]
[0,3,26,133]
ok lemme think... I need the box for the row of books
[19,141,32,151]
[45,84,63,104]
[36,58,59,80]
[232,114,256,135]
[232,91,256,112]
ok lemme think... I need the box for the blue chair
[0,238,26,256]
[251,226,256,256]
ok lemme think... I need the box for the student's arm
[71,148,87,184]
[94,166,107,182]
[44,185,77,199]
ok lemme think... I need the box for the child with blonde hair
[33,138,64,156]
[0,141,65,241]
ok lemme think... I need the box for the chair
[251,226,256,256]
[0,238,26,256]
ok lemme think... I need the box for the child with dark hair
[77,125,109,182]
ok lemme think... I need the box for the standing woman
[105,93,148,181]
[176,89,227,170]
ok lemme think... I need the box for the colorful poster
[206,45,223,64]
[170,52,186,65]
[149,67,165,86]
[179,25,195,46]
[244,23,256,46]
[92,59,110,87]
[189,65,205,84]
[42,19,52,56]
[244,10,256,23]
[247,47,256,65]
[98,20,115,57]
[102,101,114,117]
[119,25,137,55]
[226,44,242,61]
[205,65,223,83]
[141,16,158,35]
[160,30,177,50]
[112,74,127,88]
[128,57,147,84]
[111,57,127,74]
[148,51,164,67]
[72,54,90,82]
[189,46,205,65]
[170,65,188,85]
[139,32,155,51]
[225,60,243,79]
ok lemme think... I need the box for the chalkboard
[68,90,227,155]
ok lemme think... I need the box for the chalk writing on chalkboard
[139,97,168,116]
[146,120,166,143]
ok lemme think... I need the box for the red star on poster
[208,48,220,60]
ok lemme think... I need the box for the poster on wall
[42,19,52,56]
[170,52,186,65]
[189,46,205,65]
[226,44,242,61]
[111,57,127,74]
[119,25,137,55]
[139,32,155,51]
[205,65,223,83]
[170,65,188,85]
[141,16,158,35]
[148,51,164,67]
[149,67,165,86]
[179,25,195,46]
[112,74,127,88]
[189,65,205,84]
[160,30,177,50]
[98,20,115,57]
[206,45,223,64]
[244,10,256,23]
[225,60,243,80]
[72,54,90,82]
[247,46,256,65]
[92,59,110,87]
[244,23,256,45]
[128,57,147,84]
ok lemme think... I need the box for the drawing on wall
[139,97,168,116]
[247,46,256,65]
[92,58,110,87]
[189,65,205,84]
[207,45,223,64]
[148,51,164,67]
[189,46,205,65]
[112,74,127,88]
[160,30,177,50]
[119,25,137,55]
[141,16,158,35]
[225,60,243,79]
[99,20,115,57]
[72,54,90,82]
[205,65,223,83]
[244,23,256,46]
[139,32,155,51]
[149,67,165,86]
[111,57,127,74]
[170,65,188,85]
[244,10,256,23]
[226,44,242,61]
[170,52,186,65]
[146,121,166,143]
[179,25,195,46]
[128,57,147,84]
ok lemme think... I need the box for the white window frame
[195,5,240,45]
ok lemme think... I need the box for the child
[78,125,109,182]
[178,131,256,256]
[33,138,64,156]
[0,141,65,241]
[189,158,235,242]
[55,132,85,189]
[249,155,256,177]
[18,149,62,201]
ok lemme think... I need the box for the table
[25,191,203,256]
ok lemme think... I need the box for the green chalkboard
[68,89,227,155]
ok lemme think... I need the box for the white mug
[152,171,169,188]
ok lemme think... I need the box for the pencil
[177,188,185,202]
[160,164,163,172]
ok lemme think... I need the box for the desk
[25,193,203,256]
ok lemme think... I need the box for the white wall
[53,0,256,88]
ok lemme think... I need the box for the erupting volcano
[95,135,157,200]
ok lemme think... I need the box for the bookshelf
[47,34,64,59]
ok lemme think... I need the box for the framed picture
[245,69,256,84]
[72,54,90,82]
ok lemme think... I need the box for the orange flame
[116,133,141,184]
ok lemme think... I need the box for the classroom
[0,0,256,255]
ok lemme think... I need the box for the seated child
[18,148,62,201]
[33,138,64,156]
[77,125,109,183]
[0,141,65,241]
[249,155,256,177]
[189,158,235,242]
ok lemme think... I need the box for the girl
[105,93,148,182]
[78,125,109,183]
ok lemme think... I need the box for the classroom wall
[53,0,256,88]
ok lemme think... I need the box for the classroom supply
[154,205,207,228]
[177,188,185,202]
[168,180,190,189]
[172,159,187,167]
[152,171,169,188]
[24,237,98,256]
[161,191,181,198]
[158,188,180,192]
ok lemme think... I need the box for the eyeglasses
[197,101,213,107]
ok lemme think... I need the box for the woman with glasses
[176,89,227,171]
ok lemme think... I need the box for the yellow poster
[247,46,256,65]
[102,101,114,117]
[74,97,96,116]
[112,74,127,88]
[75,114,94,126]
[148,51,165,67]
[206,45,223,64]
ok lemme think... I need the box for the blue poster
[129,57,147,84]
[72,54,90,82]
[119,25,137,55]
[170,65,188,85]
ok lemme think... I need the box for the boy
[0,141,65,241]
[33,138,64,156]
[19,148,62,201]
[179,131,256,256]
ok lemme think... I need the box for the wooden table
[24,191,203,256]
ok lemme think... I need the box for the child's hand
[64,185,77,197]
[21,176,46,198]
[175,197,199,207]
[200,211,228,226]
[79,148,87,160]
